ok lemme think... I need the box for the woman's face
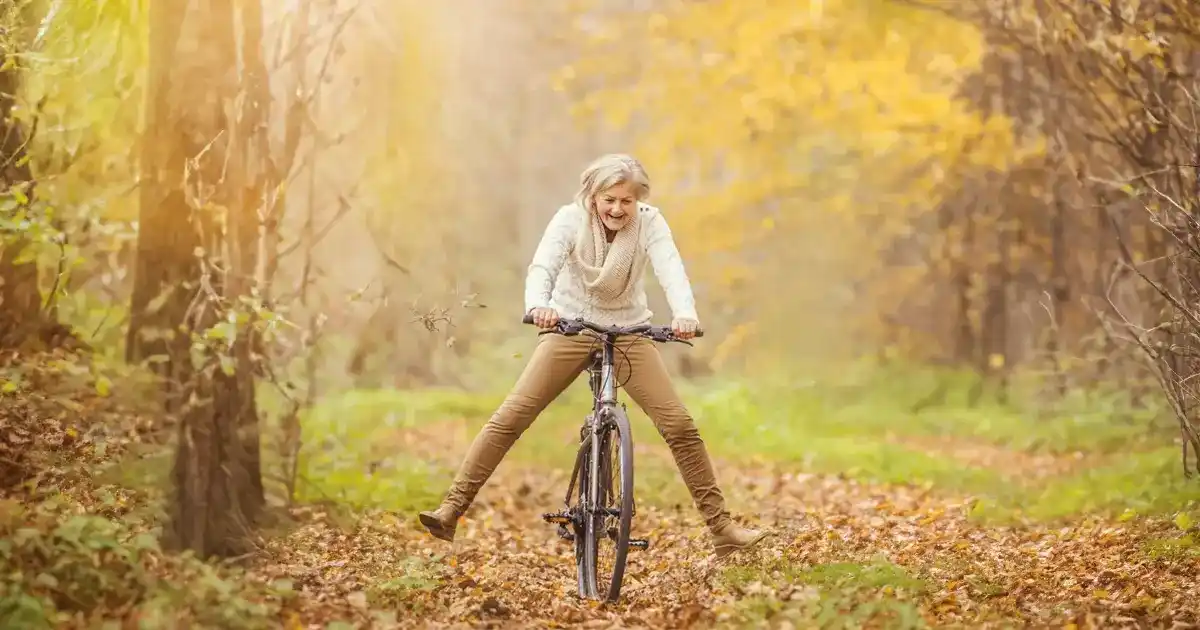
[593,181,638,232]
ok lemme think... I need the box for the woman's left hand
[672,317,700,340]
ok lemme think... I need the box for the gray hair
[574,153,651,211]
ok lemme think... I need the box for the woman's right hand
[529,307,560,329]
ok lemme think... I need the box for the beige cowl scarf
[569,202,647,303]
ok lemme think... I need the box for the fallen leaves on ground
[252,418,1200,629]
[0,349,163,500]
[4,352,1198,629]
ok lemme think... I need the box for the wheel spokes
[567,416,633,602]
[592,430,624,598]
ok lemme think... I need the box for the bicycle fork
[542,412,649,550]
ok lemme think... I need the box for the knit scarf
[570,202,644,302]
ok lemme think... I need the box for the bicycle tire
[572,432,593,599]
[579,405,634,602]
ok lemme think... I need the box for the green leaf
[94,376,112,397]
[4,593,48,628]
[205,321,238,343]
[1175,512,1193,532]
[131,532,159,552]
[34,572,59,589]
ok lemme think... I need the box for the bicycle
[523,314,703,603]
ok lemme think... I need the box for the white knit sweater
[524,202,699,326]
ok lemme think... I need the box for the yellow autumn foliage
[558,0,1043,369]
[357,3,451,262]
[19,0,147,223]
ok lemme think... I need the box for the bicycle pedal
[556,524,575,542]
[629,538,650,550]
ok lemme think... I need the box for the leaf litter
[256,417,1199,628]
[3,351,1198,629]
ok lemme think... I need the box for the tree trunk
[1047,168,1069,396]
[953,198,976,365]
[0,243,42,349]
[229,0,273,521]
[132,0,268,558]
[990,198,1012,404]
[1092,189,1116,382]
[125,0,198,381]
[0,11,57,350]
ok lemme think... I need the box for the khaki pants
[440,332,731,531]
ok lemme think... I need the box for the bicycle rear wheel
[577,405,634,602]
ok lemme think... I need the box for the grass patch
[916,401,1154,456]
[287,380,683,514]
[94,442,173,494]
[684,381,1013,496]
[366,556,441,612]
[971,448,1200,524]
[288,363,1197,523]
[1142,535,1199,562]
[300,387,497,430]
[685,370,1162,460]
[293,388,496,512]
[721,558,929,630]
[802,561,928,592]
[674,370,1197,521]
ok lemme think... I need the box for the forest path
[260,415,1199,629]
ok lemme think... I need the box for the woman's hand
[672,317,699,340]
[530,307,560,329]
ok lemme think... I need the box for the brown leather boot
[712,521,769,558]
[418,505,460,542]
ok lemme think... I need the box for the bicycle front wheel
[580,405,634,602]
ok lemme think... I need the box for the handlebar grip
[695,330,705,338]
[522,313,535,325]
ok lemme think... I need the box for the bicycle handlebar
[521,313,704,343]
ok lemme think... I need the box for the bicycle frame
[530,315,703,601]
[584,337,622,523]
[592,337,620,407]
[559,338,620,519]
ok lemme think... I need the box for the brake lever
[537,322,579,336]
[646,330,692,345]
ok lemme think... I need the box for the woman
[419,153,768,558]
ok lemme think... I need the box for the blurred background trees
[3,0,1200,556]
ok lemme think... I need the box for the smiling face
[576,154,651,233]
[593,180,639,232]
